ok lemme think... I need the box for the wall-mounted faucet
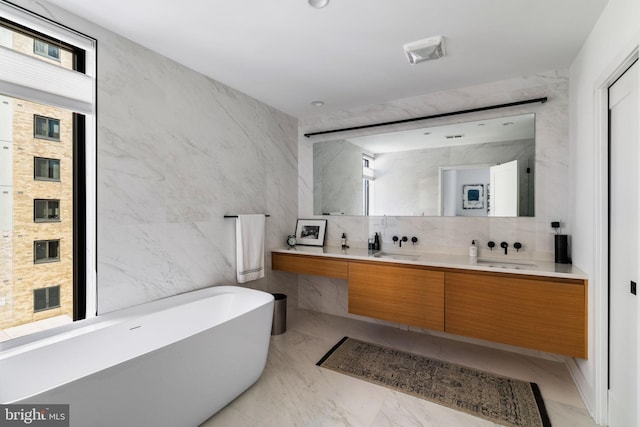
[500,241,509,255]
[489,240,523,254]
[392,236,416,247]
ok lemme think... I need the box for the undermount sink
[373,252,420,261]
[476,258,537,270]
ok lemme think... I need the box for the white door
[608,60,638,427]
[489,160,518,216]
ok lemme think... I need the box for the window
[362,154,375,216]
[34,239,60,263]
[1,2,96,336]
[34,199,60,222]
[34,285,61,312]
[34,157,61,181]
[33,39,60,61]
[34,115,60,140]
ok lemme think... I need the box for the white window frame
[1,1,97,318]
[362,154,375,216]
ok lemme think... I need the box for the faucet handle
[514,242,522,252]
[411,236,418,245]
[487,241,495,251]
[500,241,509,255]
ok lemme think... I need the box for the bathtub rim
[0,285,273,357]
[1,285,274,404]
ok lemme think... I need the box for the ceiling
[46,0,608,118]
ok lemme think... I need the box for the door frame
[438,163,494,216]
[593,46,639,424]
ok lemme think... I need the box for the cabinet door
[348,262,444,331]
[272,253,348,279]
[445,272,587,358]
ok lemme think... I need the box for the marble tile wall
[8,1,570,335]
[12,0,300,314]
[298,70,570,322]
[313,139,364,215]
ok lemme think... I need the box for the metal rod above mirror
[313,113,535,217]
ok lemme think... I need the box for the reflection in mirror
[313,113,535,217]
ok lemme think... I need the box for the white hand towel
[235,214,266,283]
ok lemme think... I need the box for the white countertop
[273,246,588,280]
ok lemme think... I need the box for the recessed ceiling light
[403,36,445,65]
[308,0,329,8]
[311,100,325,107]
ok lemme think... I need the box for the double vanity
[272,247,587,359]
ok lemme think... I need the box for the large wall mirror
[313,113,535,217]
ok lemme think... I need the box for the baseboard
[565,357,596,420]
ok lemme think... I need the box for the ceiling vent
[445,134,464,139]
[403,36,445,65]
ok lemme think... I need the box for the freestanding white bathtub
[0,286,274,427]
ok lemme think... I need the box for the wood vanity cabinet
[348,261,445,331]
[445,271,587,359]
[272,252,348,279]
[271,251,587,358]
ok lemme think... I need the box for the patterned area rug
[317,337,551,427]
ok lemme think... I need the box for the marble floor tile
[201,308,598,427]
